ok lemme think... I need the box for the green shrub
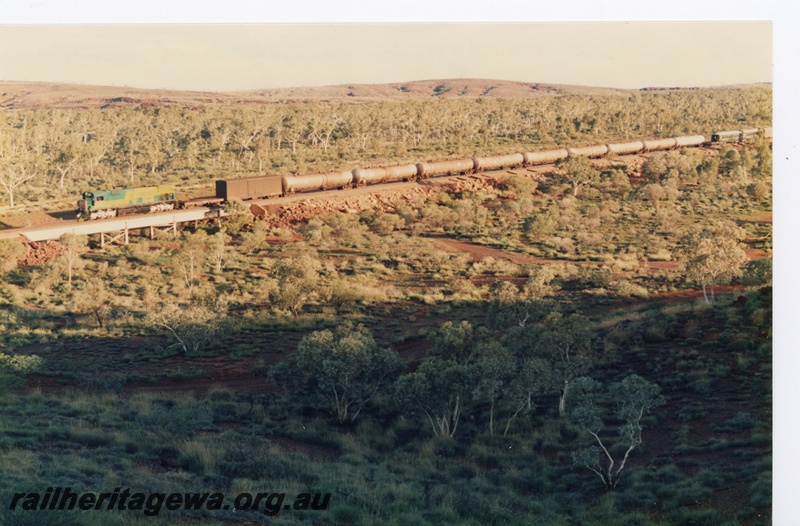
[749,470,772,509]
[712,412,759,433]
[614,280,649,299]
[212,402,240,423]
[175,437,222,476]
[667,507,726,525]
[65,427,112,448]
[331,502,363,524]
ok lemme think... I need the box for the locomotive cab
[77,192,95,218]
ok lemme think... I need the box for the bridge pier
[149,222,177,239]
[100,228,129,248]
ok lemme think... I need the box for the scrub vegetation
[0,86,772,525]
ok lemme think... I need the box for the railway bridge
[0,206,225,246]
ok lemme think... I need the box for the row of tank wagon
[217,135,713,201]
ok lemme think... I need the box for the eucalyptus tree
[0,121,37,208]
[83,110,120,181]
[170,230,211,294]
[741,255,772,287]
[505,311,594,417]
[306,102,344,154]
[0,348,42,395]
[55,233,89,289]
[230,107,268,164]
[395,321,488,437]
[42,111,85,190]
[269,254,322,317]
[718,146,743,178]
[280,107,305,156]
[146,293,228,355]
[487,268,557,330]
[569,375,665,490]
[154,109,201,173]
[677,222,749,304]
[222,199,252,234]
[749,139,773,179]
[114,113,151,185]
[471,342,514,435]
[345,106,378,151]
[72,276,113,329]
[0,162,34,209]
[555,155,600,198]
[207,230,232,273]
[269,322,402,423]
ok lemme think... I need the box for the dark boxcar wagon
[740,128,760,140]
[216,175,284,201]
[711,130,742,143]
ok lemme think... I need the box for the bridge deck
[0,207,223,242]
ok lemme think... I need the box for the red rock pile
[18,240,65,266]
[264,175,498,228]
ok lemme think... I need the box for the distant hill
[0,79,771,110]
[235,79,636,99]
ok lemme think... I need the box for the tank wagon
[382,164,420,182]
[643,138,677,151]
[674,135,706,148]
[473,153,525,172]
[523,149,569,165]
[568,145,609,157]
[352,167,401,186]
[415,158,476,178]
[77,185,177,220]
[284,171,354,193]
[606,141,645,155]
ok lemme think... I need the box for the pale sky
[0,23,771,91]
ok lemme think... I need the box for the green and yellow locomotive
[77,185,178,220]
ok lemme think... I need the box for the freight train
[77,127,771,219]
